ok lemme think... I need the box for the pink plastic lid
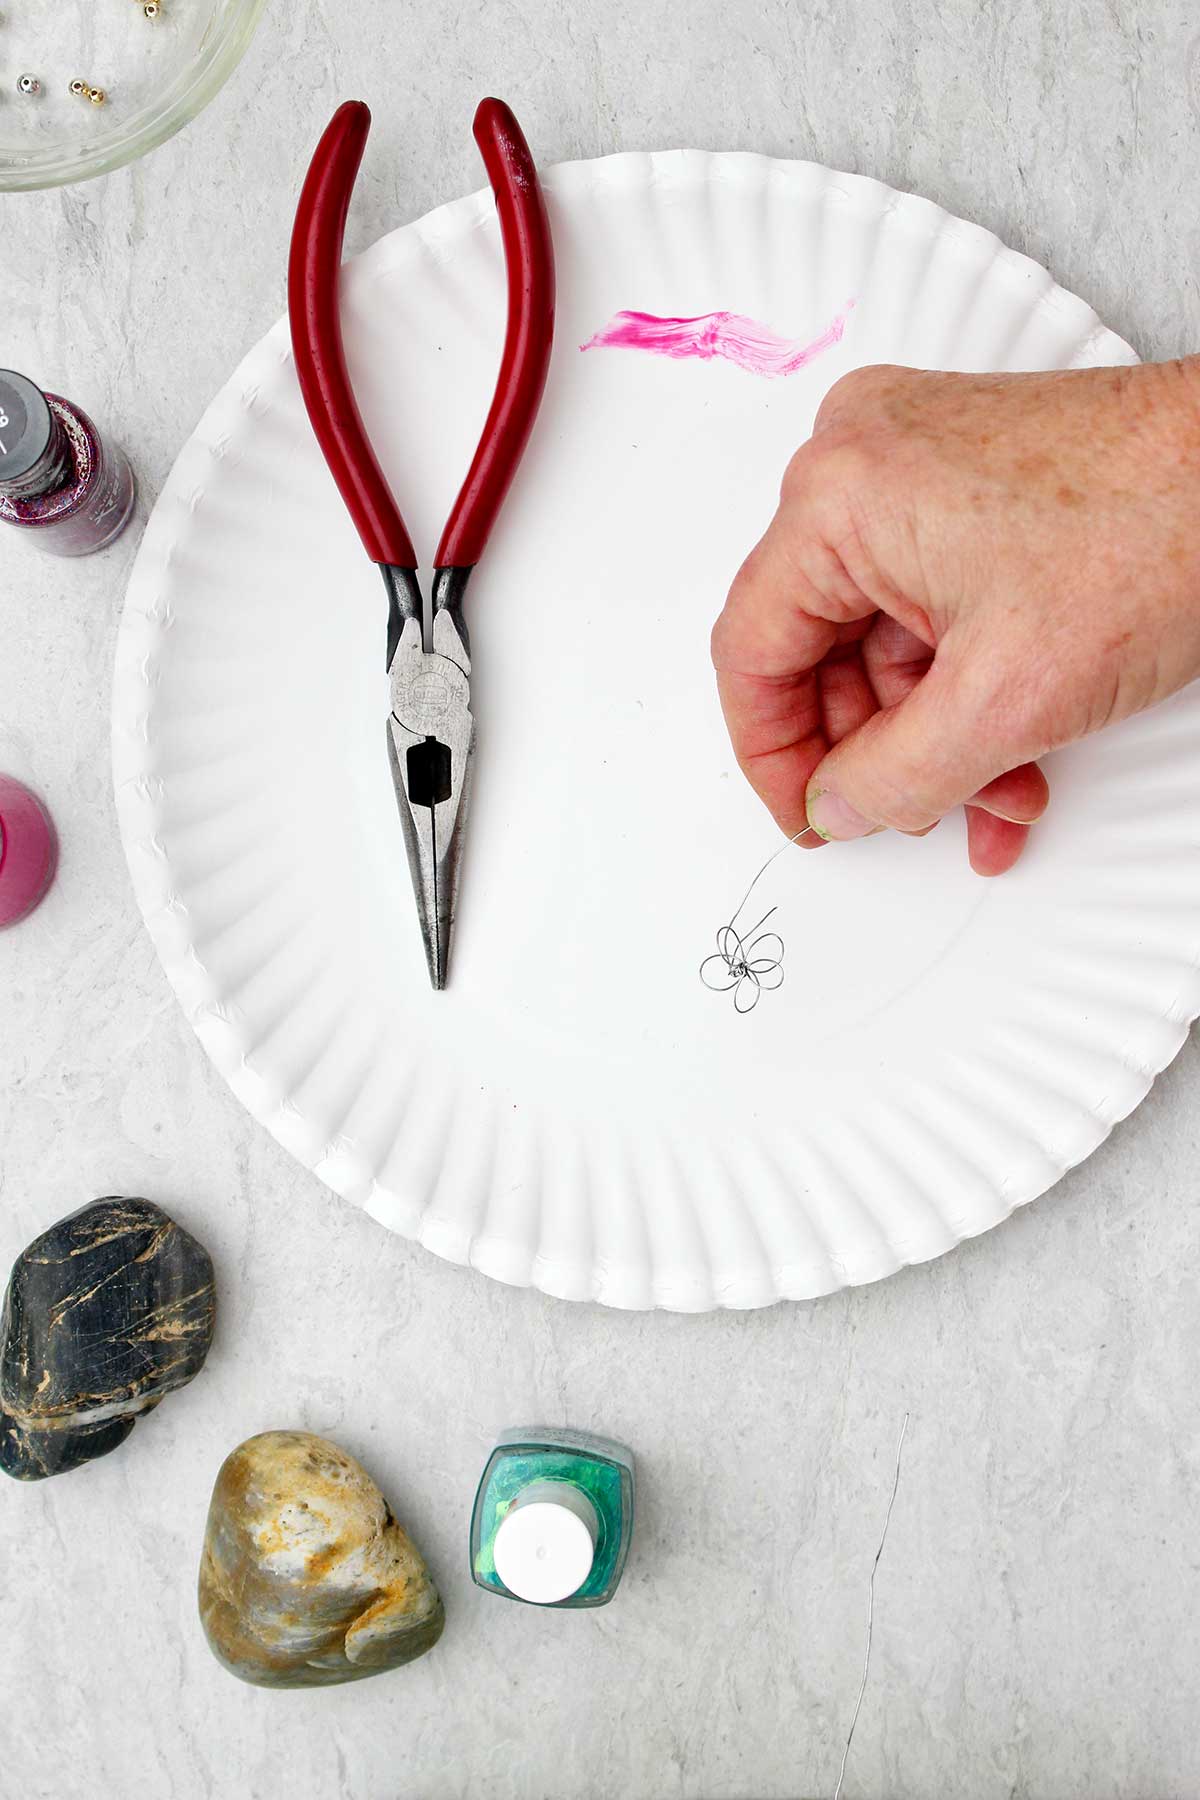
[0,775,57,927]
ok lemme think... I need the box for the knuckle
[777,439,818,504]
[780,433,876,522]
[722,542,765,613]
[815,363,901,430]
[712,547,768,664]
[710,605,735,669]
[818,435,879,497]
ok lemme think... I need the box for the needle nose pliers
[288,97,556,988]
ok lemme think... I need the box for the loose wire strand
[832,1412,911,1800]
[699,831,805,1012]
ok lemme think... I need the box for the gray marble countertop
[2,3,1198,1795]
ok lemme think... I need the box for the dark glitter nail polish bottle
[0,370,135,557]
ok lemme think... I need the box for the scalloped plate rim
[112,147,1192,1314]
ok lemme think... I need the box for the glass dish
[0,0,267,192]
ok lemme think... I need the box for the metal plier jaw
[386,574,475,990]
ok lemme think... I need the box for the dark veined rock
[0,1196,216,1481]
[199,1430,444,1687]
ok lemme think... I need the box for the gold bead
[87,86,106,106]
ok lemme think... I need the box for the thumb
[805,659,1012,839]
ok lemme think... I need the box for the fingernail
[971,804,1039,824]
[806,789,875,842]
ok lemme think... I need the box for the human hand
[711,358,1200,873]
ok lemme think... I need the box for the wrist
[1135,355,1200,459]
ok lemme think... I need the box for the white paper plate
[113,149,1200,1310]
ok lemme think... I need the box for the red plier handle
[288,97,555,574]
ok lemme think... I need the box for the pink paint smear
[580,302,854,378]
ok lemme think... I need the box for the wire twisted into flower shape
[700,910,785,1014]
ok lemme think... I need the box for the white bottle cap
[493,1481,599,1605]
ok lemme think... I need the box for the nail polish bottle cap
[0,371,70,501]
[493,1480,599,1605]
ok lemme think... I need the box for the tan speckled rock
[198,1430,444,1688]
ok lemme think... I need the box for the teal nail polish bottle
[470,1426,635,1608]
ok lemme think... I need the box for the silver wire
[832,1411,911,1800]
[699,831,805,1012]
